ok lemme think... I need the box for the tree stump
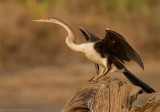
[61,77,160,112]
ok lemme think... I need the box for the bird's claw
[88,77,94,82]
[88,76,98,83]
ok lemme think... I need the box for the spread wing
[104,29,144,69]
[79,27,100,42]
[79,27,100,74]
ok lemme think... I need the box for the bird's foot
[88,73,107,83]
[88,76,99,83]
[88,76,95,82]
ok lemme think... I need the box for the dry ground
[0,59,159,112]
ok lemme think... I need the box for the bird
[34,18,155,93]
[79,27,155,93]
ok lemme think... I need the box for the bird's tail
[123,69,155,93]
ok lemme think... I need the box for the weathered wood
[131,92,160,112]
[61,76,160,112]
[62,77,144,112]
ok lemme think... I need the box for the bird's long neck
[54,19,76,42]
[52,19,83,52]
[34,18,84,52]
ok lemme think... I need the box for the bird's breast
[82,43,107,68]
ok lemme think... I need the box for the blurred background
[0,0,160,112]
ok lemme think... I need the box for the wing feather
[104,29,144,69]
[79,27,100,42]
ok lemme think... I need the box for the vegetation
[0,0,160,69]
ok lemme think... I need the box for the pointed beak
[33,19,51,23]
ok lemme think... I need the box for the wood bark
[62,77,159,112]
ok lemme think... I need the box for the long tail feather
[123,69,155,93]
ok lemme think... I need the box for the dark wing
[103,29,144,69]
[79,27,100,42]
[79,27,100,74]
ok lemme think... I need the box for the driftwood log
[62,77,160,112]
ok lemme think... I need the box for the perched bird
[34,18,155,93]
[79,27,155,93]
